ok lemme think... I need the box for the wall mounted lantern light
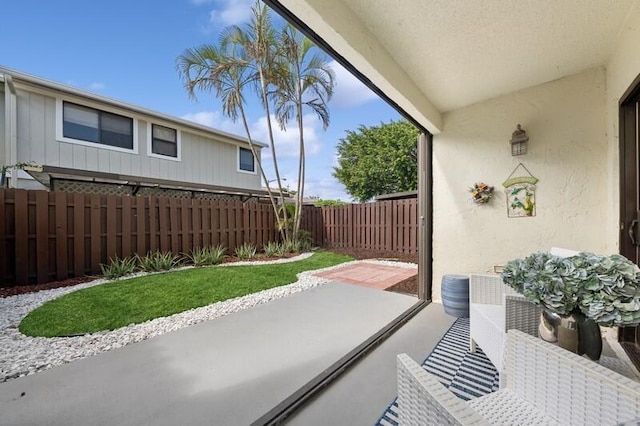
[510,124,529,156]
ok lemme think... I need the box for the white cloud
[182,110,326,155]
[251,114,324,159]
[328,60,379,108]
[208,0,253,27]
[267,174,351,202]
[303,176,351,201]
[181,111,221,127]
[180,111,244,135]
[88,82,105,91]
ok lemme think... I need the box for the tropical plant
[282,238,301,254]
[501,251,640,326]
[100,256,137,280]
[333,120,420,202]
[296,229,314,251]
[274,241,287,257]
[272,24,335,239]
[136,251,182,272]
[176,36,281,234]
[188,244,227,266]
[177,1,334,240]
[235,243,257,259]
[263,241,282,257]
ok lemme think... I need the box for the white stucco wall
[605,2,640,254]
[432,68,608,301]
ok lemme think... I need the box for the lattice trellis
[193,192,244,201]
[52,179,132,196]
[136,187,192,199]
[52,178,249,201]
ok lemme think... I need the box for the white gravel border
[0,254,416,382]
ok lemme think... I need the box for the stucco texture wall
[432,68,608,301]
[605,2,640,254]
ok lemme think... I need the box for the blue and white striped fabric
[375,318,498,426]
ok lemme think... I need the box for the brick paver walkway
[313,263,417,290]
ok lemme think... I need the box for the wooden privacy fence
[303,200,418,254]
[0,189,418,286]
[0,189,278,286]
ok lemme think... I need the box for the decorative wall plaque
[503,163,538,218]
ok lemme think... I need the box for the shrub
[137,251,182,272]
[188,244,227,266]
[298,239,312,252]
[235,243,257,259]
[100,256,137,280]
[275,242,287,257]
[313,199,346,207]
[282,238,301,254]
[297,230,314,251]
[263,241,281,257]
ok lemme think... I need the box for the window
[62,102,133,150]
[151,124,178,158]
[239,147,255,172]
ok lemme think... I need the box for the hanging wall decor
[503,163,538,218]
[469,182,494,204]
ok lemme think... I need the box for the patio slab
[286,302,454,425]
[313,263,417,290]
[0,282,418,426]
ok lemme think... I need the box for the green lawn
[20,251,352,337]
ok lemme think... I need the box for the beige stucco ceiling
[272,0,638,133]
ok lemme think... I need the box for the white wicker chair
[397,329,640,425]
[469,274,541,371]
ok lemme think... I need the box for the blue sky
[0,0,401,200]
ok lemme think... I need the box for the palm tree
[272,24,335,238]
[219,2,290,236]
[176,41,284,237]
[177,1,290,238]
[177,1,334,242]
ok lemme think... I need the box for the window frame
[237,146,257,174]
[55,98,138,154]
[147,122,181,161]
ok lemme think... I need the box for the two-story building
[1,66,267,200]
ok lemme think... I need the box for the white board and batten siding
[0,89,5,167]
[12,87,262,191]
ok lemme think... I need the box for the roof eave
[0,66,268,148]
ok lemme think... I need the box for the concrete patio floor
[286,302,454,425]
[0,281,425,426]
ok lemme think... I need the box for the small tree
[272,24,335,239]
[177,1,334,242]
[333,120,419,202]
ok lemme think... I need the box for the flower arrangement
[469,182,494,204]
[501,251,640,326]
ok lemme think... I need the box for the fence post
[121,196,132,259]
[243,201,250,246]
[90,195,101,274]
[14,189,29,284]
[72,193,84,278]
[169,198,179,253]
[55,191,68,281]
[37,190,51,283]
[106,196,117,261]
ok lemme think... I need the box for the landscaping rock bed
[0,252,416,383]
